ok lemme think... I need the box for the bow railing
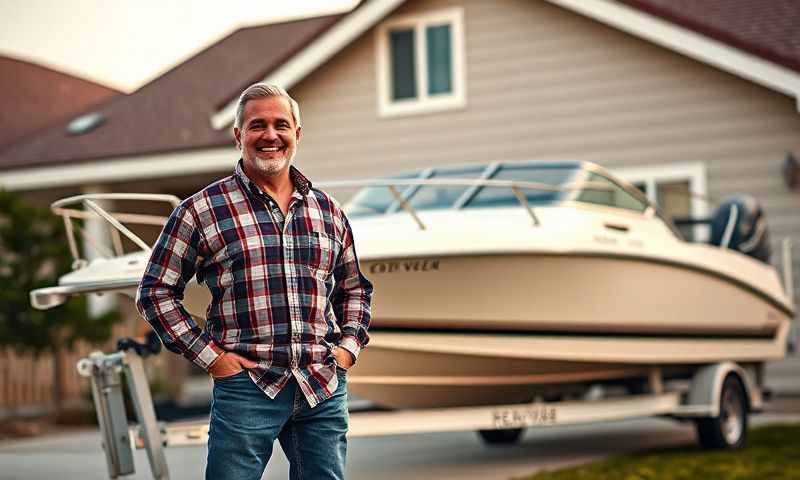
[50,193,182,269]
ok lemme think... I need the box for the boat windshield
[463,164,578,209]
[346,166,484,217]
[345,163,651,217]
[406,166,485,211]
[346,172,419,217]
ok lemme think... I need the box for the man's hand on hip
[208,351,259,379]
[334,347,354,370]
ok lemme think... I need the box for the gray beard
[251,154,293,177]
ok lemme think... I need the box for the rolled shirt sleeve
[332,214,373,362]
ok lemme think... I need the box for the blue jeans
[206,368,349,480]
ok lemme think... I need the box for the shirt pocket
[299,231,336,275]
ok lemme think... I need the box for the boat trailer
[77,341,766,480]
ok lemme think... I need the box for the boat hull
[350,250,792,409]
[362,253,790,336]
[348,327,789,409]
[348,346,651,408]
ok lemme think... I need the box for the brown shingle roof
[4,2,798,172]
[0,56,119,151]
[0,13,343,170]
[619,0,800,73]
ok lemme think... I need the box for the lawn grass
[518,423,800,480]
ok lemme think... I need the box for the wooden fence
[0,320,136,417]
[0,346,93,415]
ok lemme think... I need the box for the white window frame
[375,7,466,118]
[611,162,709,240]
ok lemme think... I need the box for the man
[136,83,373,480]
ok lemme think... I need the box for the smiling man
[136,83,373,480]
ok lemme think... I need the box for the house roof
[618,0,800,73]
[0,13,343,171]
[0,56,119,151]
[2,0,800,185]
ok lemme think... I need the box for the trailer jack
[77,341,169,479]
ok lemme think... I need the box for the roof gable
[211,0,406,129]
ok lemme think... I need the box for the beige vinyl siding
[290,0,799,302]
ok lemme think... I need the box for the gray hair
[234,83,302,130]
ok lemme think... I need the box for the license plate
[491,404,558,429]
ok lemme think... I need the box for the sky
[0,0,358,93]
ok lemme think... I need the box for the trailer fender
[678,362,762,417]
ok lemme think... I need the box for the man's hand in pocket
[334,347,354,370]
[209,351,258,378]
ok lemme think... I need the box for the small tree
[0,191,119,413]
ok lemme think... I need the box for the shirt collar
[234,159,312,199]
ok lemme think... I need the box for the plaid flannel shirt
[136,161,373,407]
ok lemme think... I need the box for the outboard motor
[709,195,771,263]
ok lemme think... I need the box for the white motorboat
[30,162,795,409]
[336,161,795,408]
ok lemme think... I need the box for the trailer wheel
[478,428,524,445]
[695,375,748,450]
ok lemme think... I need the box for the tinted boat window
[405,166,485,211]
[346,172,419,217]
[463,165,577,208]
[576,172,647,213]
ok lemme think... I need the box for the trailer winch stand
[77,346,169,479]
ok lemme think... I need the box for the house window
[612,163,709,241]
[376,7,466,117]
